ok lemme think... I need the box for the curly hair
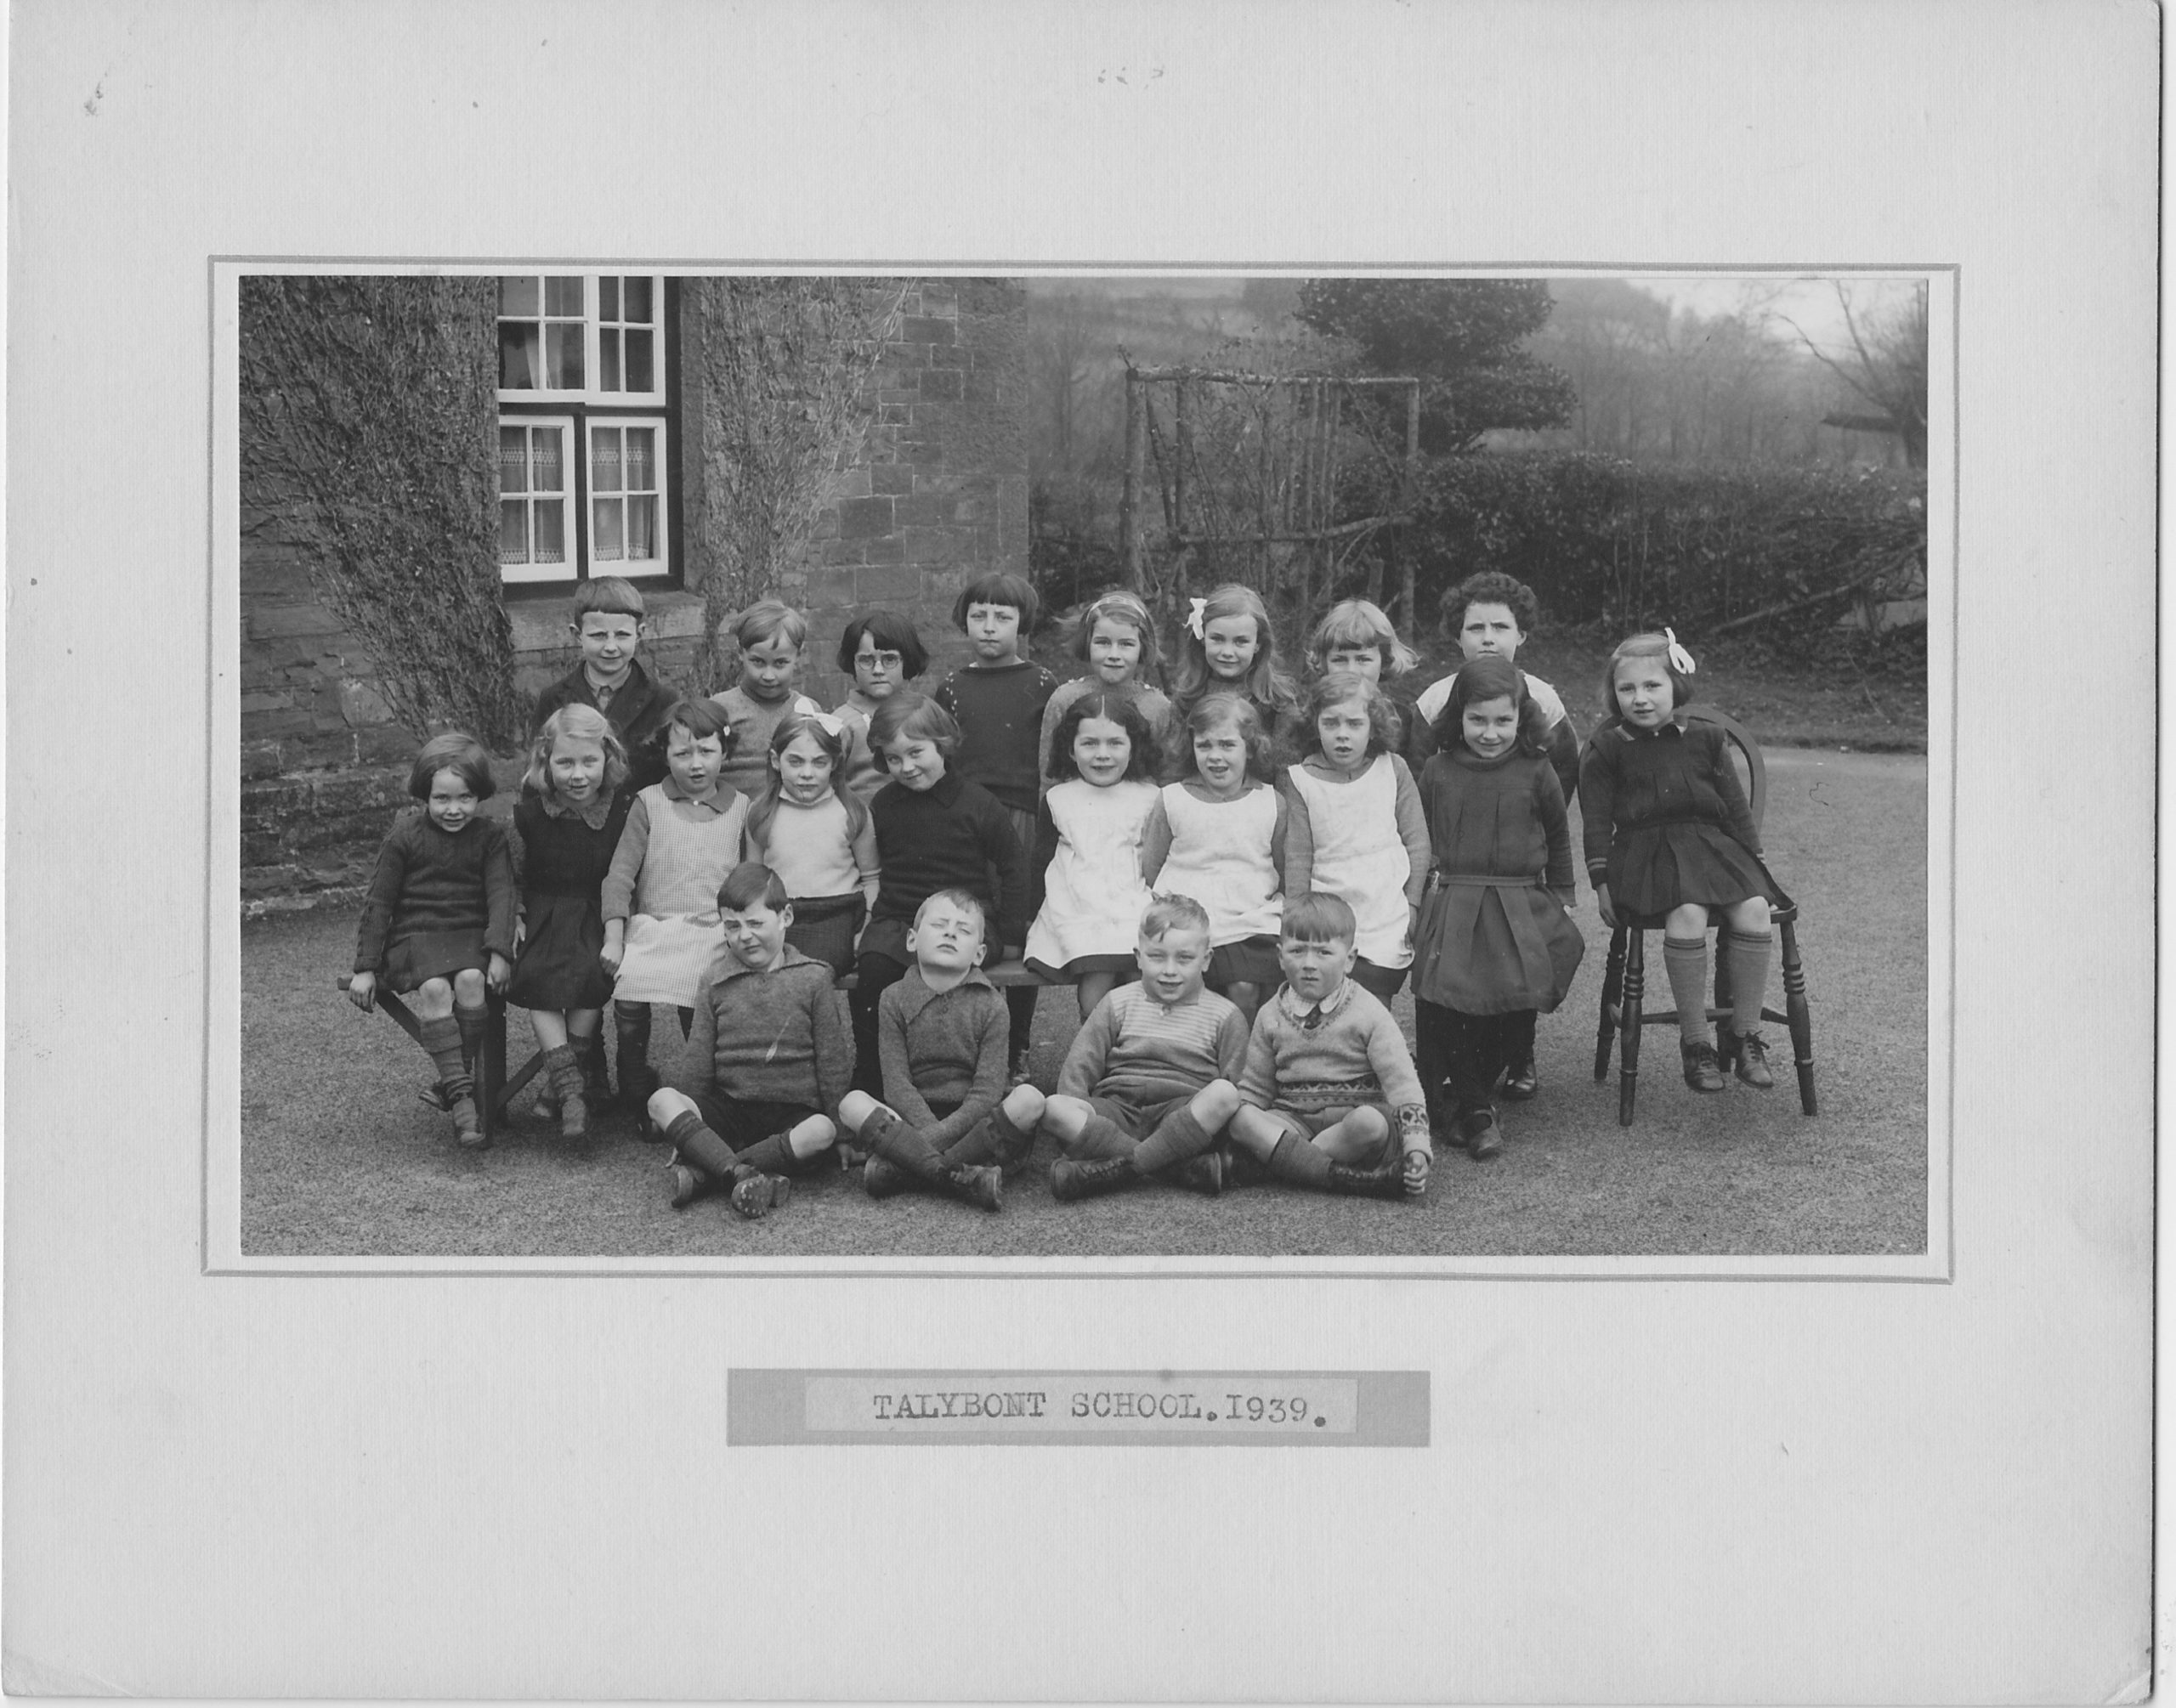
[1443,570,1539,641]
[1435,653,1550,757]
[1176,693,1278,784]
[523,703,629,800]
[1299,670,1400,762]
[1603,631,1697,719]
[1046,687,1160,784]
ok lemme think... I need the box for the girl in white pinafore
[1281,670,1431,1001]
[1137,693,1288,1024]
[1024,689,1164,1021]
[599,700,751,1111]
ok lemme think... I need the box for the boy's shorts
[686,1092,824,1156]
[1082,1091,1193,1140]
[1261,1103,1398,1168]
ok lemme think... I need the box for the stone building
[240,274,1029,908]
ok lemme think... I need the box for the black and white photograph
[233,266,1939,1265]
[7,2,2155,1700]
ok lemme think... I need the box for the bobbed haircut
[1065,590,1163,676]
[1299,670,1400,761]
[1178,692,1277,784]
[868,692,962,762]
[572,576,646,621]
[950,569,1042,635]
[1168,581,1299,711]
[717,861,791,915]
[1308,598,1419,678]
[1442,570,1538,640]
[835,610,931,681]
[1280,891,1358,947]
[660,697,734,749]
[725,597,809,655]
[913,886,989,938]
[1139,892,1212,943]
[1436,653,1550,757]
[1603,631,1696,717]
[524,704,630,800]
[409,731,496,802]
[1046,687,1160,784]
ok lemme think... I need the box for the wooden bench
[340,958,1064,1141]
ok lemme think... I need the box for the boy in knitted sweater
[1035,894,1248,1202]
[836,891,1046,1212]
[1228,893,1431,1201]
[648,862,842,1219]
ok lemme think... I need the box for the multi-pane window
[496,274,670,584]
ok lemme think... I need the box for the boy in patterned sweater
[836,890,1047,1212]
[648,862,843,1219]
[1036,894,1249,1201]
[1228,893,1431,1201]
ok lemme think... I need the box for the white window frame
[497,415,578,585]
[584,415,671,580]
[496,273,666,408]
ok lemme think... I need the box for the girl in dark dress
[1578,631,1783,1095]
[1410,656,1584,1161]
[507,704,633,1142]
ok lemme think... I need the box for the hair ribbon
[1186,597,1208,640]
[1663,627,1697,676]
[808,710,845,739]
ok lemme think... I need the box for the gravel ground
[240,749,1928,1260]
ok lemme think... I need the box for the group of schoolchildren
[349,563,1788,1222]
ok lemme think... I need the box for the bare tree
[1783,280,1929,471]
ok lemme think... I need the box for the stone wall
[239,275,1029,912]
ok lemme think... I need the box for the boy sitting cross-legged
[1227,892,1432,1202]
[1037,893,1249,1202]
[836,890,1046,1213]
[647,862,843,1219]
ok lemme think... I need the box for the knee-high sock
[663,1110,738,1182]
[1133,1105,1213,1174]
[1505,1006,1537,1069]
[731,1131,799,1177]
[861,1106,953,1186]
[1413,1000,1453,1118]
[419,1015,470,1094]
[1064,1112,1138,1163]
[615,1003,652,1074]
[454,1002,488,1072]
[1724,928,1773,1036]
[1442,1008,1497,1117]
[1005,984,1037,1060]
[1266,1130,1334,1189]
[943,1104,1028,1168]
[1662,936,1711,1044]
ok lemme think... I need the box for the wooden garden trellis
[1119,365,1424,633]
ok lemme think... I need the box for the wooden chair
[1589,706,1816,1126]
[336,979,544,1143]
[342,957,1063,1143]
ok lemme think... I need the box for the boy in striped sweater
[1037,894,1248,1202]
[1228,893,1431,1201]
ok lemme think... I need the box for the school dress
[354,811,518,993]
[1282,755,1420,970]
[1577,716,1775,917]
[1025,778,1160,976]
[1142,782,1284,987]
[606,781,749,1007]
[751,792,881,976]
[1411,746,1584,1016]
[1417,667,1582,806]
[506,786,635,1011]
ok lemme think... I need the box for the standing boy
[932,571,1060,1082]
[530,575,679,794]
[647,862,842,1219]
[1037,895,1248,1202]
[1227,893,1432,1201]
[836,890,1046,1211]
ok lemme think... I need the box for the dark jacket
[530,659,679,793]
